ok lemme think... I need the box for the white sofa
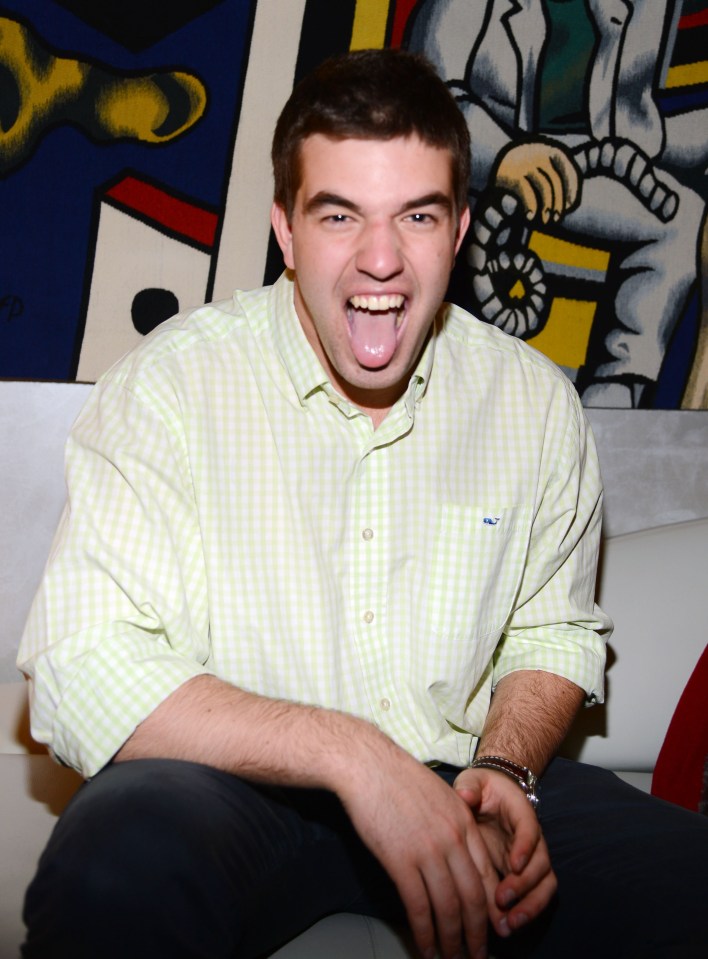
[1,380,706,957]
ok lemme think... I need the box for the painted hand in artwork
[493,140,581,224]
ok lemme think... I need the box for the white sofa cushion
[561,518,708,771]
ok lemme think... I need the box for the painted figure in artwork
[407,0,708,407]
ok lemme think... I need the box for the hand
[338,751,506,959]
[453,766,557,938]
[494,141,581,223]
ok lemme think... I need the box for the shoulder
[435,302,586,442]
[70,285,277,440]
[98,285,273,393]
[440,302,574,389]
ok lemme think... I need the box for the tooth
[349,294,405,310]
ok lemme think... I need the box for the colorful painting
[1,0,707,408]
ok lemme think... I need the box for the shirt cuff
[492,628,606,705]
[35,631,210,778]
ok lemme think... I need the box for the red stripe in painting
[106,176,218,248]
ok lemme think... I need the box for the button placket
[349,449,395,726]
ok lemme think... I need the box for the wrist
[325,712,406,796]
[471,754,539,809]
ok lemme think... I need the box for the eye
[324,213,351,224]
[405,212,435,224]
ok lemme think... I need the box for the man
[17,49,708,959]
[406,0,706,408]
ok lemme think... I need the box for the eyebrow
[304,191,453,216]
[399,192,453,215]
[304,192,361,215]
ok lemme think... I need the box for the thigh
[496,758,708,958]
[22,758,400,959]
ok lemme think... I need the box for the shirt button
[363,610,374,624]
[362,528,374,541]
[380,698,391,711]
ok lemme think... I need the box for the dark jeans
[22,757,708,958]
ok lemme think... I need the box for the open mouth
[346,294,406,368]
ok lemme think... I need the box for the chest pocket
[427,503,532,640]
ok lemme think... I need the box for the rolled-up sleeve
[18,374,211,778]
[492,384,611,703]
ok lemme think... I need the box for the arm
[116,668,576,957]
[117,672,520,959]
[451,383,609,933]
[476,668,585,775]
[18,373,214,777]
[452,670,582,935]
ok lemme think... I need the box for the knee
[23,760,251,957]
[27,764,185,910]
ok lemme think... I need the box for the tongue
[349,309,399,368]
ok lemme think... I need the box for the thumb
[453,775,483,810]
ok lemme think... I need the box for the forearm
[114,673,406,794]
[477,670,584,775]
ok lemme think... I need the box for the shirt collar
[270,270,440,416]
[271,272,330,404]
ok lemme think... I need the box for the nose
[354,221,404,280]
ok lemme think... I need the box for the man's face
[271,134,470,417]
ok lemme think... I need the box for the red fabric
[651,644,708,812]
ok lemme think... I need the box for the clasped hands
[342,758,556,959]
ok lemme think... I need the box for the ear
[454,203,471,256]
[271,201,295,270]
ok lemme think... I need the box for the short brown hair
[272,48,470,219]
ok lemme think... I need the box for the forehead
[295,133,455,204]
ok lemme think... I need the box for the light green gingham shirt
[19,273,610,778]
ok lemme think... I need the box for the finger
[493,833,556,944]
[523,168,557,223]
[496,836,552,906]
[439,844,490,959]
[496,868,558,939]
[549,150,581,214]
[483,779,543,875]
[504,806,541,875]
[537,162,567,220]
[396,868,437,959]
[461,821,509,942]
[513,175,542,220]
[453,777,482,810]
[422,860,466,959]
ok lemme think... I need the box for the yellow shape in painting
[0,15,206,173]
[95,73,206,142]
[666,61,708,89]
[350,0,390,49]
[509,279,526,300]
[528,232,610,274]
[527,298,596,369]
